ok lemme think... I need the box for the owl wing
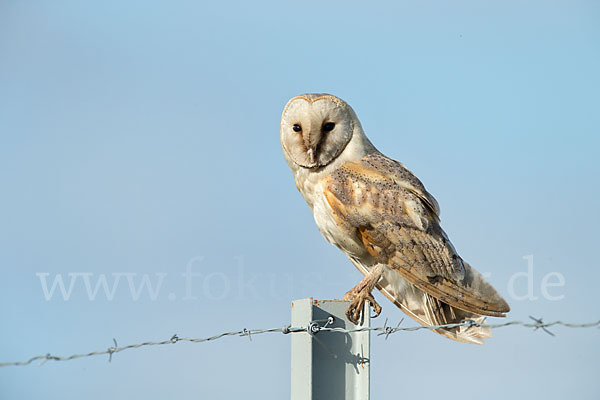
[323,152,509,317]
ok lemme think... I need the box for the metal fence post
[291,298,370,400]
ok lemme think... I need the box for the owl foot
[345,289,382,324]
[344,264,385,324]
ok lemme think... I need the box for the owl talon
[372,300,382,318]
[345,290,381,324]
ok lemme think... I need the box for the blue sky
[1,1,599,399]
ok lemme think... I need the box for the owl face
[281,94,354,169]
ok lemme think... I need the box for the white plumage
[281,93,509,344]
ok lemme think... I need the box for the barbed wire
[1,316,598,368]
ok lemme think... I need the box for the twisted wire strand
[1,317,598,368]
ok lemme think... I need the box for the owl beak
[306,147,316,164]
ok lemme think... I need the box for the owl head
[281,93,367,169]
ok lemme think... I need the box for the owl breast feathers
[281,93,509,344]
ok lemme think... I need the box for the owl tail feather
[352,261,502,344]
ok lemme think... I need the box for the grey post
[291,298,370,400]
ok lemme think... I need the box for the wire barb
[107,338,118,363]
[377,317,405,340]
[529,316,555,336]
[241,328,252,341]
[1,318,598,368]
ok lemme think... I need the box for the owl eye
[292,124,302,132]
[323,122,335,132]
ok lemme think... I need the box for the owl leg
[344,264,384,324]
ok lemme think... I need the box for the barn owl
[280,93,510,344]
